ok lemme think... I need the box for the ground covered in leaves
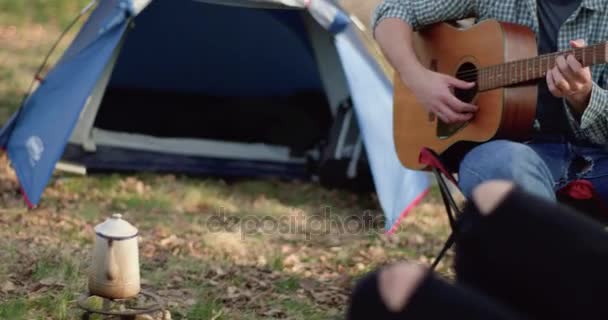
[0,156,453,319]
[0,1,454,318]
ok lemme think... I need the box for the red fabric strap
[418,148,458,185]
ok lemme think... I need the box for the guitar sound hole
[454,62,478,103]
[437,62,479,139]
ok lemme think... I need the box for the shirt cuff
[580,81,608,131]
[564,81,608,144]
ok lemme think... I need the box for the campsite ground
[0,1,455,319]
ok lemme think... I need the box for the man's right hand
[374,19,478,123]
[405,69,478,124]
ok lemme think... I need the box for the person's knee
[348,262,427,318]
[459,140,552,198]
[460,140,542,177]
[378,262,427,312]
[471,180,515,216]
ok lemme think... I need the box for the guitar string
[453,47,604,82]
[454,48,603,82]
[453,44,604,79]
[451,44,605,82]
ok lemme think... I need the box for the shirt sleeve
[563,81,608,144]
[371,0,479,32]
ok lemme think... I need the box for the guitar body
[393,20,538,170]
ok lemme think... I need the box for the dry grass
[0,156,452,319]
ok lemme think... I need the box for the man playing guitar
[372,0,608,204]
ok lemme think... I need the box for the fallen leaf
[210,309,224,320]
[39,277,58,286]
[299,278,316,292]
[160,235,184,247]
[337,274,353,289]
[1,280,16,293]
[257,255,267,267]
[283,254,299,268]
[135,181,145,195]
[261,308,285,317]
[213,266,226,277]
[227,286,238,299]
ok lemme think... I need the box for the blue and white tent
[0,0,429,232]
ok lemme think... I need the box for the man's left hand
[546,39,593,113]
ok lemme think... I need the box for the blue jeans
[458,137,608,203]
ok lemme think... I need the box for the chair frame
[418,148,463,270]
[421,147,608,271]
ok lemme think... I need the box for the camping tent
[0,0,429,232]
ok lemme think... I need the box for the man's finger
[437,114,449,123]
[570,39,586,48]
[556,55,576,82]
[437,103,462,123]
[431,106,449,123]
[566,54,588,81]
[446,76,475,89]
[446,94,478,113]
[431,104,450,123]
[437,103,471,123]
[547,69,564,98]
[551,67,571,93]
[566,54,583,73]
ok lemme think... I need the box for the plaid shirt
[372,0,608,145]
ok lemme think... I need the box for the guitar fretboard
[474,42,608,91]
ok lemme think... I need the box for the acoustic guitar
[393,19,608,170]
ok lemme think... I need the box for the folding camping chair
[418,148,463,270]
[421,147,608,271]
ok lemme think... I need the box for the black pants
[347,186,608,320]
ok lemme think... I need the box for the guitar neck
[477,42,608,91]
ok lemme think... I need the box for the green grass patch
[0,91,22,124]
[31,259,56,282]
[280,298,330,320]
[30,290,74,320]
[79,203,101,221]
[59,174,123,194]
[0,298,28,320]
[31,251,82,284]
[110,194,173,212]
[270,254,284,272]
[0,0,92,26]
[274,277,299,293]
[141,255,212,289]
[0,244,18,281]
[186,299,224,320]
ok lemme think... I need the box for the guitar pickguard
[437,121,468,139]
